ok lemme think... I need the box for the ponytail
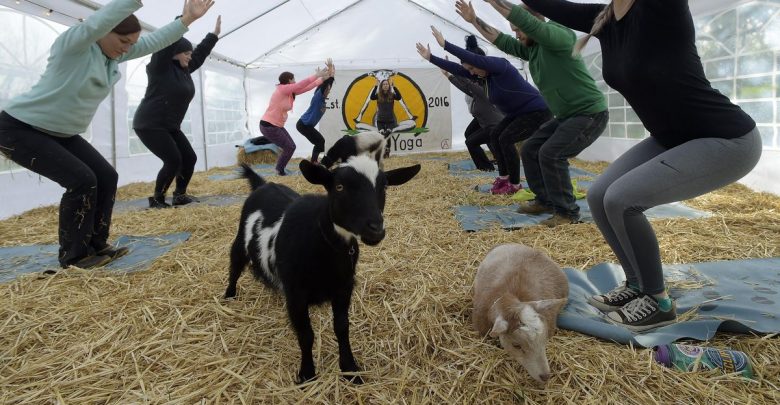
[573,3,614,56]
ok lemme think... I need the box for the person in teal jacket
[0,0,214,269]
[457,0,608,227]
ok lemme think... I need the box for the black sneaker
[69,255,112,269]
[148,196,171,209]
[606,295,677,332]
[96,246,130,261]
[587,282,641,312]
[172,194,199,206]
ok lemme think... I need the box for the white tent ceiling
[1,0,749,68]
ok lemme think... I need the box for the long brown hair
[112,14,141,35]
[573,2,614,56]
[377,80,393,103]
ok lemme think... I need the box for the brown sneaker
[97,246,130,261]
[70,255,112,269]
[517,200,554,215]
[539,213,579,227]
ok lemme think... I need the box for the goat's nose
[539,373,551,383]
[366,221,383,232]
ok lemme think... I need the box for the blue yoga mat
[455,201,710,231]
[560,258,780,347]
[208,164,299,181]
[114,194,244,213]
[0,232,191,281]
[449,159,594,179]
[242,139,280,155]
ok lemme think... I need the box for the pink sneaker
[490,177,509,194]
[493,182,522,195]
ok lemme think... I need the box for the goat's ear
[300,159,332,186]
[529,298,568,311]
[385,164,421,186]
[489,316,508,338]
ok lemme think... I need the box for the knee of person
[602,188,631,216]
[537,144,561,161]
[184,150,198,166]
[69,171,99,193]
[586,183,606,207]
[98,167,119,189]
[164,154,183,170]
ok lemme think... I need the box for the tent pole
[110,87,117,166]
[198,70,209,171]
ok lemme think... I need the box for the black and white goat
[225,156,421,384]
[320,131,386,169]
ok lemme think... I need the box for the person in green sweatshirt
[456,0,608,227]
[0,0,214,269]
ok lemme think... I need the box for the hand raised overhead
[415,42,432,60]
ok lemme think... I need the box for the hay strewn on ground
[1,152,779,404]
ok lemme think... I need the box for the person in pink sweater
[260,59,334,175]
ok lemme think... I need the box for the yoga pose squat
[0,0,214,269]
[521,0,761,330]
[133,15,222,208]
[417,26,551,194]
[260,59,334,175]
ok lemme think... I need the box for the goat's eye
[335,184,344,191]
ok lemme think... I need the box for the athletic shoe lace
[604,285,638,301]
[620,296,657,322]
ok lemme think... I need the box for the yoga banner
[319,68,452,154]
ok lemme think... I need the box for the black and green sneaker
[587,282,641,312]
[606,295,677,332]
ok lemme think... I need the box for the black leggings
[464,118,496,171]
[490,110,552,184]
[0,111,118,266]
[135,128,197,196]
[295,119,325,162]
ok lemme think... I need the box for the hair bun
[465,34,479,50]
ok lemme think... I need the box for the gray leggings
[587,128,762,294]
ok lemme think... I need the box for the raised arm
[455,1,501,43]
[520,0,606,34]
[416,41,473,78]
[57,0,142,52]
[119,19,188,62]
[188,33,219,72]
[119,0,215,62]
[496,2,575,51]
[443,41,508,75]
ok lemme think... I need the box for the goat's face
[490,300,561,384]
[300,157,421,246]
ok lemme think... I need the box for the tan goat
[473,243,569,383]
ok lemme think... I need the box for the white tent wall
[1,0,779,220]
[199,60,250,169]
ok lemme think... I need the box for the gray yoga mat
[0,232,191,281]
[454,201,710,231]
[559,258,780,347]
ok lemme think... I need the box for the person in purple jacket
[417,26,551,195]
[296,77,334,164]
[521,0,761,331]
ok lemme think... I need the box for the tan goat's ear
[529,298,568,311]
[489,316,508,338]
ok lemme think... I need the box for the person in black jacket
[132,16,221,208]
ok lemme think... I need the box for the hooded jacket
[132,32,218,130]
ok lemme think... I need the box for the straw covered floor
[1,152,779,404]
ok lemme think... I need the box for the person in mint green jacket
[457,0,608,227]
[0,0,214,269]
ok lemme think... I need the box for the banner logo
[341,70,428,135]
